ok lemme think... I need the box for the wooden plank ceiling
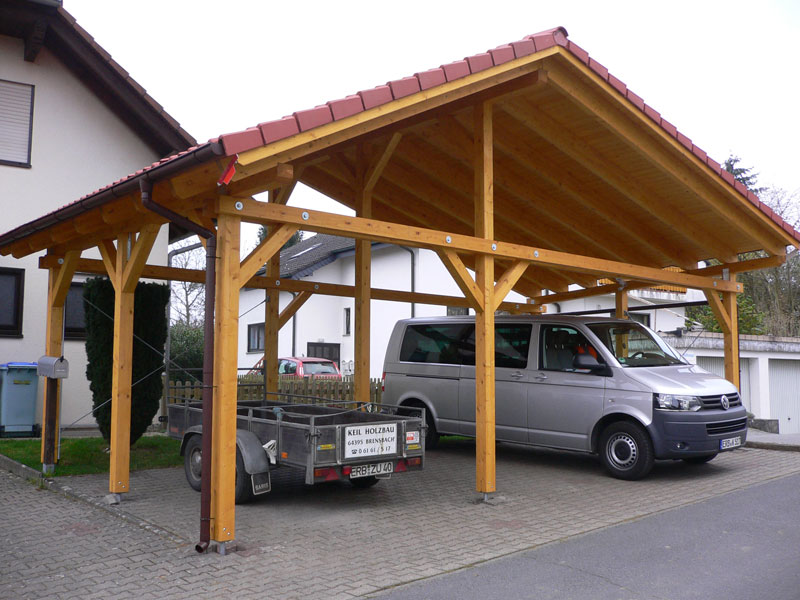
[2,27,797,298]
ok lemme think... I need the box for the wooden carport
[2,26,798,549]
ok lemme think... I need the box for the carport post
[703,275,740,390]
[474,100,496,496]
[210,212,241,544]
[41,251,79,471]
[615,289,629,357]
[264,252,280,398]
[100,226,159,496]
[355,147,373,407]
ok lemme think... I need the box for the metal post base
[211,540,238,555]
[42,464,55,475]
[104,493,122,505]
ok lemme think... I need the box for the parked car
[382,315,747,480]
[279,357,342,379]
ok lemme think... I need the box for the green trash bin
[0,362,40,437]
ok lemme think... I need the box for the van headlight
[654,394,702,411]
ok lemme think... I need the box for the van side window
[451,324,532,368]
[399,324,472,365]
[540,325,598,372]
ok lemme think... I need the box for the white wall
[0,36,168,428]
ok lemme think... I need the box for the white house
[0,0,194,429]
[238,233,800,432]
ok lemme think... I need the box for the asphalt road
[375,471,800,600]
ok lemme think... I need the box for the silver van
[382,315,747,480]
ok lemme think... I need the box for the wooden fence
[166,375,382,405]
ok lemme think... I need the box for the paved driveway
[3,441,800,599]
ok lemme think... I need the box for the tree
[257,226,303,249]
[84,278,170,444]
[686,293,765,335]
[169,239,206,325]
[723,155,766,195]
[168,321,205,382]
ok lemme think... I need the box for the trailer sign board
[345,423,398,458]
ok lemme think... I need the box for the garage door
[696,356,752,412]
[769,359,800,434]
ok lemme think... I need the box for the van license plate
[351,462,393,478]
[720,436,742,450]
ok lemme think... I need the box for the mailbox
[37,356,69,379]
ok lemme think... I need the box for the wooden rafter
[219,198,741,292]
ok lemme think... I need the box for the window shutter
[0,80,34,166]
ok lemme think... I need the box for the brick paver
[3,442,800,598]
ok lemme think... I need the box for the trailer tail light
[395,459,407,472]
[314,467,340,481]
[342,466,352,476]
[407,457,421,468]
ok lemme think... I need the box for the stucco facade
[0,34,172,428]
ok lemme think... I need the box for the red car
[278,357,342,379]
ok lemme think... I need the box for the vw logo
[720,395,730,410]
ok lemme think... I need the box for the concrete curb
[0,453,188,546]
[746,441,800,453]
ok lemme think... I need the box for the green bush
[168,321,205,381]
[84,278,169,444]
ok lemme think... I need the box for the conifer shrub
[84,278,169,444]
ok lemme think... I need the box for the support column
[474,100,496,495]
[264,252,280,399]
[41,251,79,471]
[211,213,241,544]
[722,281,740,390]
[103,226,158,496]
[355,151,372,406]
[614,289,629,358]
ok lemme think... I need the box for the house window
[0,80,35,168]
[343,307,351,336]
[0,267,24,337]
[630,312,651,328]
[247,323,265,352]
[307,342,340,367]
[64,283,87,340]
[447,306,469,316]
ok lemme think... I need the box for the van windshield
[587,322,685,368]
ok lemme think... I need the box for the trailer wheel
[235,449,255,504]
[184,435,202,492]
[350,476,380,489]
[599,421,654,480]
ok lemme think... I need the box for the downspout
[163,242,203,422]
[399,246,415,318]
[139,181,216,553]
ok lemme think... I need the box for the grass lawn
[0,435,182,476]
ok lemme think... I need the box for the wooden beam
[239,223,298,286]
[278,291,312,329]
[364,133,403,194]
[121,225,160,293]
[703,290,731,335]
[545,64,788,256]
[723,283,740,389]
[493,259,528,311]
[615,290,628,319]
[211,212,241,544]
[219,198,741,292]
[226,163,294,198]
[355,150,373,406]
[98,239,118,280]
[437,249,483,311]
[40,250,79,467]
[474,100,496,496]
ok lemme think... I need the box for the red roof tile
[5,25,797,251]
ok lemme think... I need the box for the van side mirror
[573,353,609,375]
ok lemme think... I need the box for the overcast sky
[66,0,800,246]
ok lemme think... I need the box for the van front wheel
[599,422,654,480]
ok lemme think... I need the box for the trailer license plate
[720,436,742,450]
[351,462,393,479]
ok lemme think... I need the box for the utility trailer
[168,399,426,503]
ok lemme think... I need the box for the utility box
[0,362,40,437]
